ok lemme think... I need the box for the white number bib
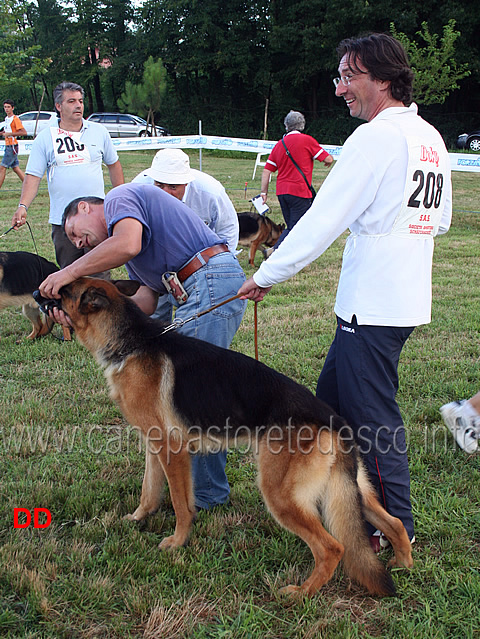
[391,135,448,238]
[51,128,92,166]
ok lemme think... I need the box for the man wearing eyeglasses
[239,33,452,552]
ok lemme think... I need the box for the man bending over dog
[39,183,247,511]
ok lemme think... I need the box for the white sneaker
[440,401,479,454]
[370,529,415,553]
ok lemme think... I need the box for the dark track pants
[275,194,312,248]
[315,315,415,539]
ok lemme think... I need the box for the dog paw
[158,535,184,550]
[278,585,304,597]
[123,505,154,522]
[123,513,139,522]
[123,512,149,525]
[388,553,413,570]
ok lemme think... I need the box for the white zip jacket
[253,104,452,327]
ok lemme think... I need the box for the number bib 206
[51,128,92,167]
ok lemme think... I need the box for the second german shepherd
[0,251,59,339]
[238,212,285,266]
[46,278,413,597]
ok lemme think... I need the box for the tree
[0,0,50,104]
[136,0,272,135]
[118,57,167,131]
[391,20,470,105]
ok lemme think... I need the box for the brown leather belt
[177,244,229,282]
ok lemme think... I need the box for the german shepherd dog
[238,212,285,266]
[45,277,413,597]
[0,251,59,339]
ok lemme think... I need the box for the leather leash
[160,292,260,360]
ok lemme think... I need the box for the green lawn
[0,151,479,638]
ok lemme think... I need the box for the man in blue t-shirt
[40,183,247,511]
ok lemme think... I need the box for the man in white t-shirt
[238,33,452,551]
[11,82,124,268]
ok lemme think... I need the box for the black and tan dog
[0,251,59,339]
[47,277,413,596]
[238,212,285,266]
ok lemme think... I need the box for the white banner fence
[3,134,479,173]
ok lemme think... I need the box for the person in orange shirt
[0,99,27,188]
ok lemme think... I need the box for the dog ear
[111,279,141,297]
[78,287,111,314]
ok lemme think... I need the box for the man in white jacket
[239,33,452,550]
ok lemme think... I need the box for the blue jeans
[315,316,415,539]
[175,251,247,509]
[150,295,173,323]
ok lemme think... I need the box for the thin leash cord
[0,220,47,282]
[24,221,47,281]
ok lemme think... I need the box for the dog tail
[321,438,396,597]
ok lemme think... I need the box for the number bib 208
[392,140,448,238]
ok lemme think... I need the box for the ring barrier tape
[2,135,478,172]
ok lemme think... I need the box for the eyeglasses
[333,75,354,88]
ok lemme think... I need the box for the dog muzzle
[33,289,63,315]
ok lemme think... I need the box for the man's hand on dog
[238,277,272,302]
[37,269,75,328]
[39,268,75,300]
[48,305,73,328]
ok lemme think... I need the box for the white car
[86,112,169,137]
[17,111,58,137]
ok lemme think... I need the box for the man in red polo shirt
[260,110,333,247]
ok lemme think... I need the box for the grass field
[0,151,479,638]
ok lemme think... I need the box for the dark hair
[337,33,414,106]
[62,196,104,228]
[3,99,15,107]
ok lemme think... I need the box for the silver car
[86,113,169,137]
[17,111,58,137]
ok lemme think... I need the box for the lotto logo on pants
[13,508,52,529]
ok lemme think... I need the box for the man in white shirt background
[133,148,239,321]
[11,81,124,268]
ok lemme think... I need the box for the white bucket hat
[144,148,195,184]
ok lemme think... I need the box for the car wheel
[139,130,152,137]
[468,137,480,152]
